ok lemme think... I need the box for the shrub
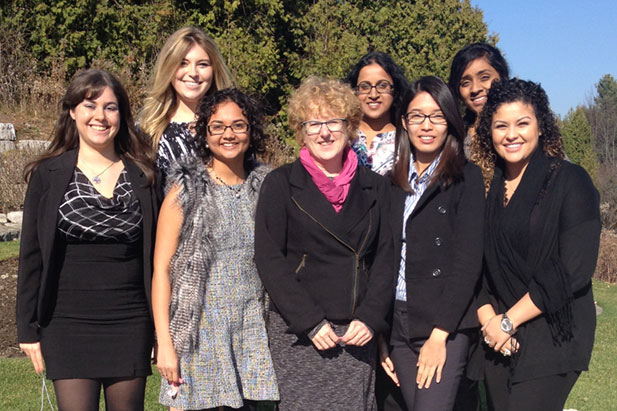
[595,229,617,284]
[0,148,43,213]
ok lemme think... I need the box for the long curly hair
[25,69,154,184]
[391,76,466,192]
[192,88,266,168]
[474,78,565,189]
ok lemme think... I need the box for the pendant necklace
[209,167,245,198]
[79,160,117,184]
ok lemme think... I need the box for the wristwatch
[500,313,515,335]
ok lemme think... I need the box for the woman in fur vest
[152,88,278,410]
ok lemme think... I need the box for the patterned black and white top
[156,122,196,188]
[57,168,143,243]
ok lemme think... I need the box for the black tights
[53,377,146,411]
[204,399,260,411]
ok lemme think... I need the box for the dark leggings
[53,377,146,411]
[484,358,580,411]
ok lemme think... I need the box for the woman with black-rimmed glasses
[346,52,410,176]
[387,76,485,410]
[255,77,395,410]
[152,88,278,410]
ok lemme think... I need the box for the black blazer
[255,159,395,335]
[391,162,485,340]
[16,149,160,343]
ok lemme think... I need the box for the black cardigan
[475,152,601,383]
[16,149,160,343]
[391,162,485,339]
[254,159,395,335]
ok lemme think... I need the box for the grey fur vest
[165,158,270,355]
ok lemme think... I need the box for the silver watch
[500,313,515,335]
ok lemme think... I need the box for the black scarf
[484,149,573,344]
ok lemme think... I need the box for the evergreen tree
[589,74,617,164]
[561,106,599,183]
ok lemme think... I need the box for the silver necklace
[209,167,245,198]
[79,160,117,184]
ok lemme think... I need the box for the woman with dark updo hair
[346,51,410,176]
[471,78,600,410]
[448,43,509,177]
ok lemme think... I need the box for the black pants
[376,361,408,411]
[390,303,469,411]
[484,357,580,411]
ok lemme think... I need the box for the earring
[205,142,209,149]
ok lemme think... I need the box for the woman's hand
[311,322,339,350]
[416,328,448,389]
[481,314,512,352]
[156,342,182,384]
[499,336,520,357]
[378,335,399,386]
[20,342,44,375]
[340,320,374,346]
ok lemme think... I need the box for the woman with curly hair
[346,51,410,176]
[152,89,278,410]
[471,78,600,410]
[139,26,233,187]
[255,77,395,410]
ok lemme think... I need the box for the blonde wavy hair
[139,27,233,148]
[288,76,363,146]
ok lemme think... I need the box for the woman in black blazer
[255,77,395,410]
[382,76,485,410]
[17,69,158,411]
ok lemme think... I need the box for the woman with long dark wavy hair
[471,78,600,410]
[17,69,158,410]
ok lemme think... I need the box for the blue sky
[471,0,617,117]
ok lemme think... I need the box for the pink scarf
[299,146,358,213]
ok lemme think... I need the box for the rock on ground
[0,123,16,141]
[6,211,22,224]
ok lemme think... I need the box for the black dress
[39,168,153,380]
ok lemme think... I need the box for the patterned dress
[352,129,396,176]
[156,122,195,188]
[159,161,279,410]
[41,168,152,379]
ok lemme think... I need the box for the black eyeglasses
[207,121,250,135]
[355,81,394,95]
[404,112,447,125]
[301,118,346,135]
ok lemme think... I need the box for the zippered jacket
[255,159,395,335]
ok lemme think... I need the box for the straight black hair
[392,76,466,192]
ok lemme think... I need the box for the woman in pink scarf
[255,77,395,410]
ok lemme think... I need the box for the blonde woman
[139,26,233,186]
[255,77,395,410]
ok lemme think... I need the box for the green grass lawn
[1,235,615,411]
[0,361,166,410]
[0,240,19,261]
[564,280,617,410]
